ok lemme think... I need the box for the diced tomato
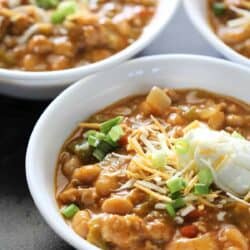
[180,224,199,238]
[119,134,128,146]
[185,209,206,221]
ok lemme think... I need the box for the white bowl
[26,54,250,250]
[183,0,250,67]
[0,0,180,100]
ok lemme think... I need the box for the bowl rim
[26,54,250,250]
[183,0,250,66]
[0,0,180,88]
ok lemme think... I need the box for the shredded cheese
[184,175,198,195]
[79,122,100,129]
[134,182,172,202]
[132,157,170,179]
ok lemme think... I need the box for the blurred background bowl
[184,0,250,67]
[0,0,180,100]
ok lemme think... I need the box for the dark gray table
[0,5,221,250]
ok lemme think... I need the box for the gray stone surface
[0,4,222,250]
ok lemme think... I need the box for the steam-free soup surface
[56,87,250,250]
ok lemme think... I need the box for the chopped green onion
[88,135,99,147]
[51,10,66,23]
[36,0,58,9]
[97,141,114,154]
[93,148,106,161]
[174,139,189,154]
[165,203,176,217]
[92,140,114,160]
[58,0,77,13]
[84,130,98,138]
[167,177,186,194]
[75,141,89,152]
[96,132,106,141]
[170,191,182,199]
[194,184,210,195]
[100,116,123,134]
[103,135,118,147]
[61,204,79,218]
[86,131,106,146]
[212,2,226,16]
[198,167,213,186]
[51,0,77,24]
[232,131,244,139]
[151,149,168,168]
[172,198,186,209]
[108,125,124,142]
[84,128,118,161]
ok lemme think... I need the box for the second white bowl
[0,0,180,100]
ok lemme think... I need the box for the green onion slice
[172,197,186,209]
[58,0,77,14]
[61,204,79,218]
[174,139,189,154]
[108,125,124,142]
[165,203,176,217]
[97,141,114,154]
[84,130,98,138]
[36,0,59,9]
[170,191,182,199]
[212,2,226,16]
[51,0,77,24]
[167,177,186,194]
[198,167,213,186]
[194,183,210,195]
[87,134,99,147]
[100,116,123,134]
[93,148,106,161]
[51,9,66,23]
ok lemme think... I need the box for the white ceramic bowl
[26,54,250,250]
[0,0,180,100]
[183,0,250,67]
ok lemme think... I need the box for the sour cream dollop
[180,123,250,197]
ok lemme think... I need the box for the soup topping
[0,0,156,70]
[56,87,250,250]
